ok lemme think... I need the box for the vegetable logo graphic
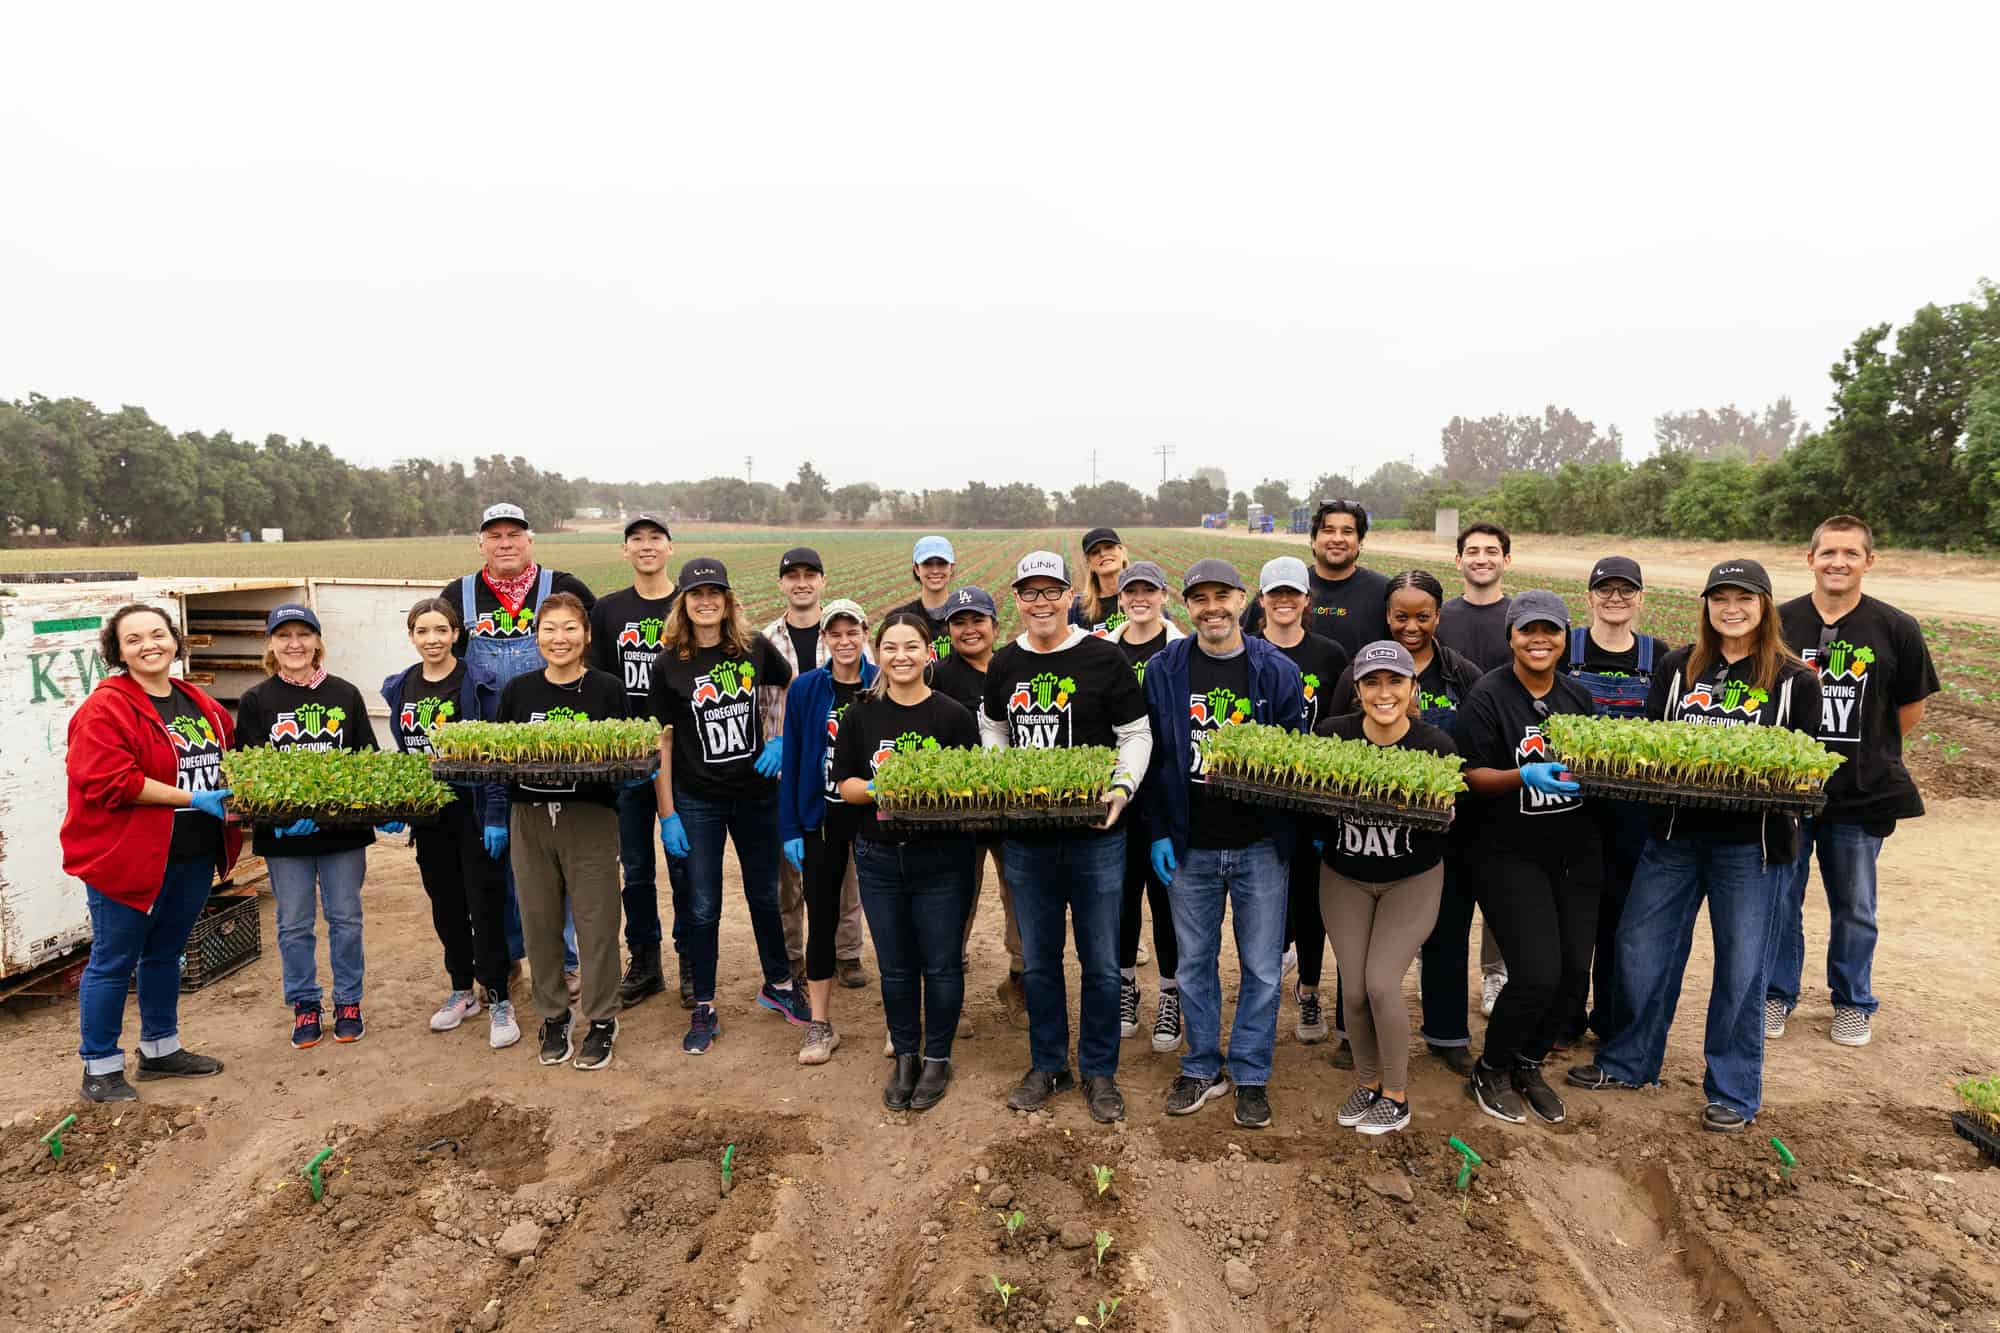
[539,706,587,723]
[1803,639,1872,744]
[618,618,667,649]
[1679,679,1769,720]
[1301,673,1320,702]
[1199,687,1249,727]
[399,696,457,733]
[1818,639,1873,680]
[704,659,757,699]
[871,732,942,771]
[269,703,344,746]
[167,715,217,752]
[689,658,761,764]
[1024,672,1075,710]
[1418,688,1453,712]
[1515,724,1579,814]
[473,616,498,635]
[1003,672,1076,748]
[1519,730,1549,758]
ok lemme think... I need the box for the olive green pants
[511,802,623,1025]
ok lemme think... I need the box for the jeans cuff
[84,1054,127,1076]
[138,1034,182,1059]
[1421,1034,1470,1048]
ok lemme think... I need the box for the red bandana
[482,564,539,614]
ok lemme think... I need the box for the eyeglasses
[1015,586,1069,603]
[1591,585,1639,602]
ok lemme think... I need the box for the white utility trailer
[0,575,434,983]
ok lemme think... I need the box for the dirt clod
[1365,1171,1414,1204]
[496,1219,544,1259]
[1224,1257,1258,1297]
[1497,1304,1536,1328]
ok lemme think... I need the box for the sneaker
[1233,1084,1272,1129]
[1329,1038,1355,1071]
[538,1015,574,1065]
[1335,1085,1379,1126]
[430,989,482,1032]
[1469,1060,1525,1124]
[799,1020,840,1066]
[757,981,813,1027]
[618,949,665,1008]
[1280,944,1298,981]
[1831,1007,1872,1047]
[573,1018,617,1070]
[1563,1062,1635,1092]
[488,998,522,1049]
[1511,1062,1565,1124]
[291,1002,324,1050]
[997,973,1029,1030]
[1701,1103,1750,1133]
[837,958,869,989]
[1084,1074,1126,1124]
[1428,1042,1475,1077]
[1355,1094,1411,1136]
[81,1070,139,1103]
[678,957,695,1009]
[1480,972,1505,1017]
[1295,987,1327,1045]
[134,1049,223,1080]
[682,1004,720,1055]
[1164,1072,1231,1116]
[1764,998,1788,1040]
[332,1004,365,1043]
[910,1058,952,1111]
[1151,990,1184,1053]
[1007,1067,1075,1112]
[1118,977,1141,1039]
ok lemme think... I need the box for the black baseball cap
[1506,589,1571,632]
[678,558,730,592]
[1588,555,1643,590]
[779,546,824,576]
[1703,559,1772,597]
[1081,527,1122,553]
[1182,558,1245,594]
[623,512,672,539]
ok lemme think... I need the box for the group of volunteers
[60,502,1934,1140]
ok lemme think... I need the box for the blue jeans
[78,860,214,1075]
[1005,829,1126,1079]
[673,786,792,1002]
[617,782,684,953]
[267,848,368,1007]
[1597,836,1787,1120]
[1169,839,1288,1087]
[854,836,976,1059]
[1766,818,1882,1016]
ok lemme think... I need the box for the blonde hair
[1079,544,1128,626]
[663,586,756,661]
[261,631,325,677]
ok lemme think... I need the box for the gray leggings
[1319,861,1445,1092]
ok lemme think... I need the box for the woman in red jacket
[62,604,243,1103]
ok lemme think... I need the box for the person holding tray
[1141,558,1304,1130]
[236,604,383,1050]
[63,604,241,1102]
[1455,590,1602,1126]
[981,550,1152,1123]
[778,598,876,1066]
[649,558,805,1056]
[1568,559,1823,1133]
[1314,640,1458,1135]
[382,596,519,1050]
[486,591,635,1071]
[833,612,982,1109]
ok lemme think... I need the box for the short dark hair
[1809,514,1874,555]
[101,603,182,670]
[1456,521,1512,557]
[1312,499,1369,542]
[405,596,463,633]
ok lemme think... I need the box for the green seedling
[302,1146,334,1202]
[1002,1208,1026,1242]
[223,747,453,822]
[1769,1137,1797,1183]
[989,1274,1019,1310]
[1956,1074,2000,1131]
[426,717,666,766]
[1448,1135,1483,1191]
[1541,714,1844,794]
[871,745,1119,813]
[1092,1230,1112,1273]
[40,1114,77,1161]
[1076,1296,1122,1329]
[721,1143,736,1197]
[1090,1164,1113,1197]
[1202,722,1467,810]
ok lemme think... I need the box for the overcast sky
[5,4,1995,498]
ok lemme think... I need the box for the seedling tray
[228,803,445,829]
[429,758,658,785]
[1953,1111,2000,1166]
[877,804,1109,834]
[1560,771,1826,816]
[182,891,262,991]
[1204,774,1456,832]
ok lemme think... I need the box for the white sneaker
[1151,989,1184,1054]
[1281,945,1298,982]
[1118,976,1141,1039]
[1480,972,1505,1018]
[488,999,522,1049]
[430,989,481,1032]
[1831,1007,1872,1047]
[1764,998,1788,1040]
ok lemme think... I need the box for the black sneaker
[1469,1059,1525,1124]
[291,1002,324,1050]
[1164,1072,1231,1116]
[573,1018,617,1070]
[1565,1062,1637,1092]
[1701,1103,1750,1134]
[757,980,813,1027]
[1355,1094,1411,1136]
[538,1015,574,1066]
[910,1058,952,1111]
[333,1004,365,1044]
[618,948,664,1008]
[1118,977,1141,1039]
[1511,1062,1565,1124]
[1233,1084,1272,1129]
[81,1070,138,1103]
[1334,1084,1379,1127]
[678,957,695,1009]
[683,1004,720,1055]
[135,1049,224,1080]
[1007,1067,1076,1112]
[1428,1042,1475,1077]
[1084,1075,1126,1124]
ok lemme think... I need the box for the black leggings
[412,798,510,995]
[1474,832,1602,1068]
[1119,834,1178,979]
[1287,849,1327,988]
[802,817,857,983]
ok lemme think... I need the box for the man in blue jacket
[1141,559,1305,1129]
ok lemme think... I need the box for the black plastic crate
[1953,1111,2000,1165]
[181,891,262,992]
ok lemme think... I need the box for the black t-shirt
[1456,666,1596,845]
[1779,594,1938,825]
[1314,714,1457,882]
[441,568,596,656]
[982,633,1147,750]
[1185,647,1263,850]
[589,586,678,715]
[890,597,956,661]
[397,662,467,757]
[1115,625,1174,688]
[1436,595,1514,674]
[1258,630,1350,734]
[786,622,821,673]
[929,654,989,715]
[1328,649,1466,737]
[831,690,980,844]
[495,667,631,806]
[648,638,794,801]
[1241,564,1390,658]
[150,689,224,864]
[235,674,379,858]
[1649,647,1825,844]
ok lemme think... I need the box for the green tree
[1355,460,1425,519]
[1152,477,1229,526]
[1251,478,1296,517]
[1229,491,1249,520]
[785,462,831,521]
[1440,405,1622,488]
[830,481,880,523]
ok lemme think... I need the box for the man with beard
[1241,500,1388,657]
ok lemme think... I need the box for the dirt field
[3,797,1999,1333]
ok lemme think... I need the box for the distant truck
[1245,503,1273,534]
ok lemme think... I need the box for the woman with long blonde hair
[1071,527,1130,633]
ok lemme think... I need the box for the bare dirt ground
[3,801,1999,1333]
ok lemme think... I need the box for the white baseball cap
[480,502,529,530]
[1012,551,1071,587]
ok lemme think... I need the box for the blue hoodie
[779,659,880,842]
[1139,634,1305,863]
[380,661,502,812]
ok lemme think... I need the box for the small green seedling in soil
[1002,1208,1027,1242]
[1076,1296,1122,1329]
[40,1113,77,1162]
[989,1275,1019,1310]
[1090,1163,1113,1197]
[1092,1230,1112,1273]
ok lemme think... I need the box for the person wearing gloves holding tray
[235,604,382,1050]
[63,604,242,1102]
[648,558,804,1056]
[1314,641,1458,1135]
[834,613,982,1109]
[382,596,518,1050]
[1568,559,1823,1133]
[1455,590,1603,1127]
[981,551,1152,1123]
[485,591,636,1072]
[1140,558,1304,1130]
[778,598,877,1065]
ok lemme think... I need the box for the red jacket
[62,673,243,912]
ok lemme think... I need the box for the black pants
[413,798,510,995]
[1475,831,1603,1068]
[1287,848,1327,989]
[802,816,858,983]
[1119,832,1179,979]
[1573,801,1648,1042]
[1417,851,1478,1046]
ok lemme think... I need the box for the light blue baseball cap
[912,535,956,565]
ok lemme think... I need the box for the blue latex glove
[1520,762,1580,795]
[189,788,231,821]
[274,818,319,838]
[783,838,805,872]
[1312,839,1324,855]
[482,825,509,860]
[377,821,405,835]
[659,813,691,860]
[1149,838,1177,886]
[622,768,660,790]
[753,736,785,778]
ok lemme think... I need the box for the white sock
[1120,967,1136,983]
[1158,978,1177,993]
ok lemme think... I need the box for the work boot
[618,945,665,1008]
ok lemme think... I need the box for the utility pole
[1090,449,1098,487]
[1154,443,1175,482]
[745,455,753,484]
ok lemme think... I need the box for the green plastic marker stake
[720,1143,736,1198]
[303,1147,334,1202]
[41,1114,78,1162]
[1770,1137,1796,1183]
[1448,1136,1483,1191]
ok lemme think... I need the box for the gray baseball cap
[1181,558,1245,594]
[1350,639,1417,679]
[1117,560,1168,592]
[1259,556,1310,594]
[1507,589,1572,632]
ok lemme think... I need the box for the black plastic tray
[1561,771,1826,816]
[876,804,1109,835]
[228,803,444,828]
[1203,774,1456,832]
[429,758,658,785]
[1953,1111,2000,1165]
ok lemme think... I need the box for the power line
[1154,443,1176,482]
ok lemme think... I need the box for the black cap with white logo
[1702,559,1772,597]
[623,512,672,539]
[678,558,731,592]
[778,546,824,576]
[1081,527,1122,553]
[1588,555,1643,590]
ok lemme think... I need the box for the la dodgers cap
[944,586,999,619]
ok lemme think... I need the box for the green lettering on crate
[32,615,103,634]
[70,647,109,693]
[28,650,64,702]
